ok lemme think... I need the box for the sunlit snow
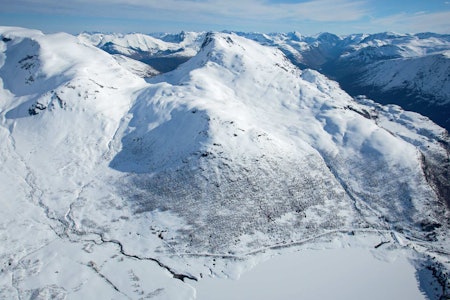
[0,27,449,299]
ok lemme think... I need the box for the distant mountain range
[79,30,450,131]
[241,31,450,131]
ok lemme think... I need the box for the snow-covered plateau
[1,27,449,299]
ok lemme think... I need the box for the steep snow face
[333,34,450,100]
[356,52,450,104]
[238,31,450,130]
[112,54,160,77]
[333,49,450,130]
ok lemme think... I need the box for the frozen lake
[193,247,426,300]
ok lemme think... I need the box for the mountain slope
[79,32,204,74]
[1,28,449,299]
[83,30,450,130]
[108,33,449,254]
[238,31,450,131]
[112,54,160,77]
[347,51,450,101]
[0,27,174,299]
[333,51,450,131]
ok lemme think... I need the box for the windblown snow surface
[1,27,449,299]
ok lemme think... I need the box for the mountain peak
[316,32,341,43]
[112,29,449,256]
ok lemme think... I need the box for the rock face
[1,27,449,299]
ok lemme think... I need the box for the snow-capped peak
[111,32,448,258]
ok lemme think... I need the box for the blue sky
[0,0,449,34]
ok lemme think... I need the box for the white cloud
[372,11,450,33]
[278,0,368,22]
[4,0,448,34]
[1,0,368,23]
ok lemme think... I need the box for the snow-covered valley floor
[193,246,424,300]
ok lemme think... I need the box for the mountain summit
[111,32,450,254]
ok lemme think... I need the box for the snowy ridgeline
[0,27,449,299]
[79,30,450,131]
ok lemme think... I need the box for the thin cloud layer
[373,11,450,33]
[0,0,449,33]
[1,0,368,22]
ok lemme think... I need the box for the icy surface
[193,247,424,300]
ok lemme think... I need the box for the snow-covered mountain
[111,54,160,78]
[81,30,450,131]
[79,31,205,74]
[1,27,450,299]
[237,31,450,131]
